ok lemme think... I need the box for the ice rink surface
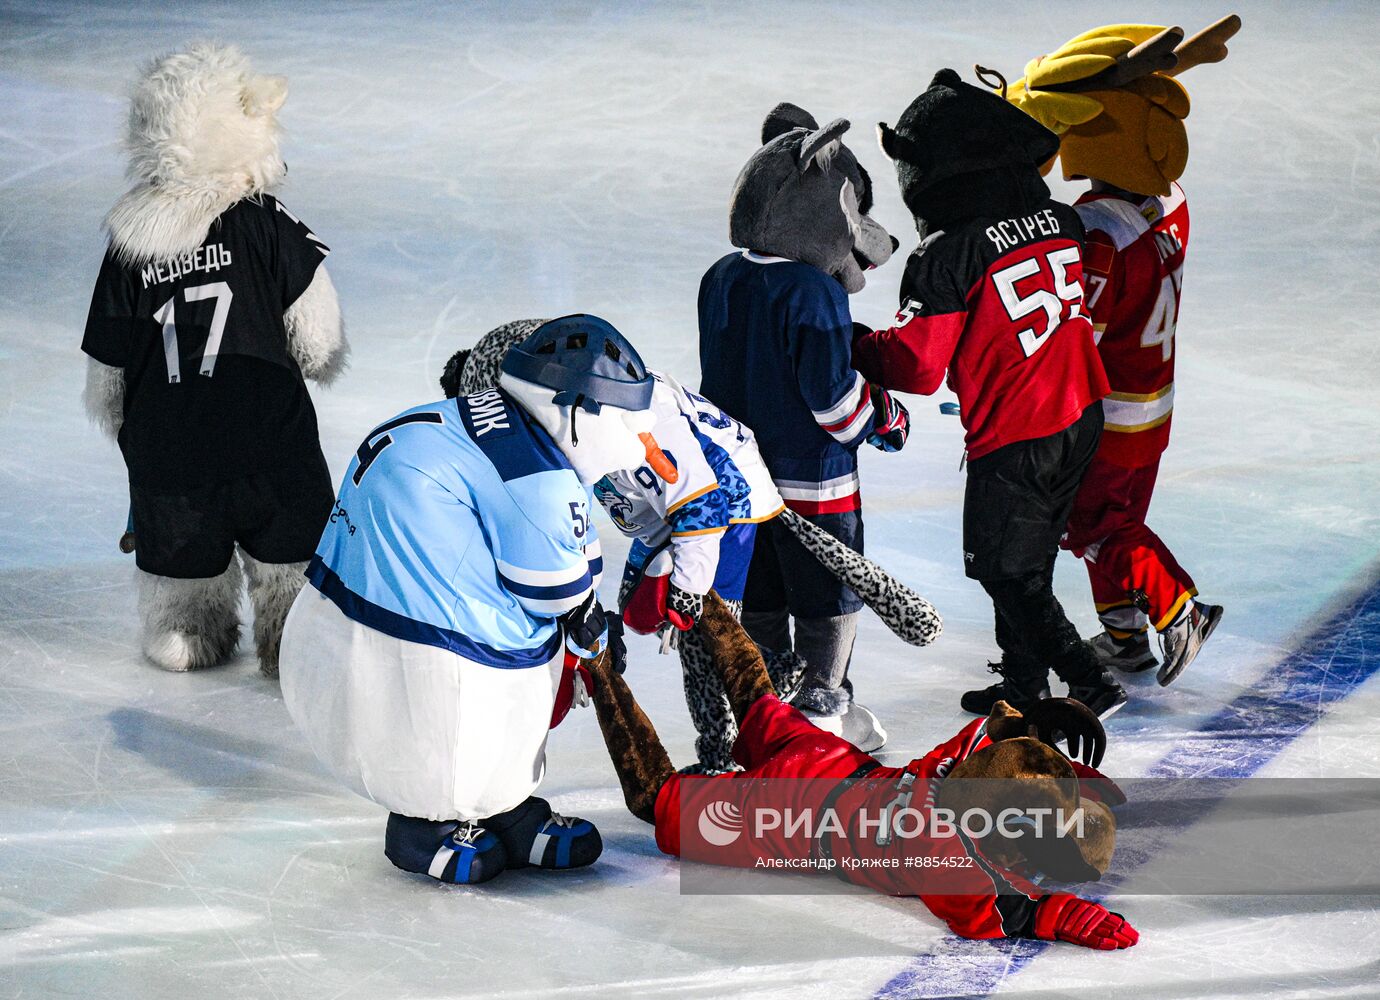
[2,0,1379,996]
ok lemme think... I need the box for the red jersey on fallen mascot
[1075,182,1188,468]
[659,698,1117,940]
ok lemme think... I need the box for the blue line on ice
[874,573,1380,999]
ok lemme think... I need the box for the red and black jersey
[853,200,1109,460]
[657,697,1045,941]
[1075,183,1189,468]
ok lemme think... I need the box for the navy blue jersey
[698,252,873,515]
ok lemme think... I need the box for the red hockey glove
[1033,894,1138,950]
[621,545,699,634]
[550,651,594,728]
[866,385,909,453]
[623,569,671,635]
[623,573,700,634]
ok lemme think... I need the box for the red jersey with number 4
[852,201,1109,461]
[1074,183,1189,468]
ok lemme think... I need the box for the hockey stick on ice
[776,507,942,647]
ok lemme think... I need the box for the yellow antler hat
[1006,16,1241,197]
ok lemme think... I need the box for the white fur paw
[143,627,238,672]
[285,266,348,384]
[841,702,888,752]
[82,358,125,439]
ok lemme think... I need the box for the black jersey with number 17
[82,195,330,492]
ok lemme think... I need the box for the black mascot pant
[131,455,334,579]
[962,404,1103,685]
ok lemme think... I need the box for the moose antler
[1167,14,1242,76]
[1022,698,1107,768]
[973,64,1008,100]
[1043,25,1183,93]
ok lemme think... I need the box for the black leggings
[981,554,1100,685]
[966,406,1104,685]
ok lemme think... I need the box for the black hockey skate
[1055,635,1130,720]
[485,796,602,871]
[1091,630,1158,674]
[384,814,508,885]
[960,661,1052,716]
[1065,669,1129,720]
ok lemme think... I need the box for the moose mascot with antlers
[1004,17,1240,689]
[585,594,1137,949]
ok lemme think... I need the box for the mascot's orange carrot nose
[640,432,679,484]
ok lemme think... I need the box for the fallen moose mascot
[586,593,1139,949]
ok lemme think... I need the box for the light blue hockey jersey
[307,387,601,668]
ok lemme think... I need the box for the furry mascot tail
[776,508,942,647]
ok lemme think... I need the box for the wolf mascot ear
[761,101,818,143]
[730,108,896,293]
[798,118,851,171]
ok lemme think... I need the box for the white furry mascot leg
[239,552,308,677]
[138,565,242,671]
[81,44,347,678]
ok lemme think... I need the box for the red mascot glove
[1033,894,1139,950]
[550,651,594,729]
[865,384,910,453]
[623,569,671,635]
[621,550,697,635]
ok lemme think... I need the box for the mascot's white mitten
[83,357,126,439]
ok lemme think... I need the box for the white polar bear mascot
[81,44,348,676]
